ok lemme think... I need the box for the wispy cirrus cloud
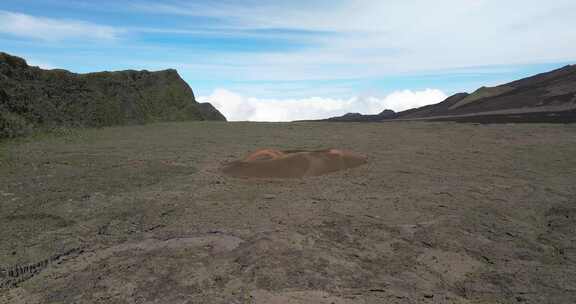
[0,10,122,42]
[131,0,576,73]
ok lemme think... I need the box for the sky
[1,0,575,121]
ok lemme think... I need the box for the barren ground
[1,121,575,304]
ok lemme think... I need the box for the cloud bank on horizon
[0,0,575,121]
[198,89,447,121]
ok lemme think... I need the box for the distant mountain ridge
[0,52,226,139]
[317,109,397,122]
[399,64,576,119]
[312,64,576,123]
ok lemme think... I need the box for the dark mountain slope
[305,64,576,123]
[395,93,469,119]
[396,64,576,120]
[197,102,227,121]
[0,52,226,139]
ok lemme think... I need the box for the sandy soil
[1,121,575,303]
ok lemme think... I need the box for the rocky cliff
[0,52,226,139]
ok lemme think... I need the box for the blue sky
[1,0,575,121]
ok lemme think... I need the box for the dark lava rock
[0,52,226,139]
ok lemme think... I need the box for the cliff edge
[0,52,226,139]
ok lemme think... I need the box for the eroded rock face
[222,149,367,178]
[0,52,226,138]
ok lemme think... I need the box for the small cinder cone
[222,149,367,179]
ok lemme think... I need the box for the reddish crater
[222,148,367,179]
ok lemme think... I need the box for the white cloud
[0,10,121,41]
[27,60,57,70]
[198,88,447,122]
[132,0,576,81]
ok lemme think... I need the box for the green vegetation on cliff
[0,52,226,139]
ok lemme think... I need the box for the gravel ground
[1,121,575,304]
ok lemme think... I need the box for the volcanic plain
[1,121,575,304]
